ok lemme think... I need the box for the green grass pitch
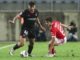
[0,42,80,60]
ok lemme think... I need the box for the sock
[13,44,21,50]
[52,48,55,54]
[28,45,33,54]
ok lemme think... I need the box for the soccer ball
[20,50,28,57]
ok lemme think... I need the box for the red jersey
[50,21,66,39]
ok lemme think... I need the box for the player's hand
[8,20,14,24]
[67,26,73,30]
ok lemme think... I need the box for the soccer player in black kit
[9,1,45,56]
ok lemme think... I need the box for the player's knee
[48,40,52,45]
[21,44,24,47]
[19,42,25,47]
[30,43,34,46]
[29,41,34,46]
[29,41,35,46]
[48,44,51,48]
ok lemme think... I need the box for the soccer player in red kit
[45,17,72,57]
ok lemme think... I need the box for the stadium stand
[0,0,79,41]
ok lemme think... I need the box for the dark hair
[70,21,76,26]
[45,17,53,22]
[29,1,35,7]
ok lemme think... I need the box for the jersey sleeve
[50,27,56,37]
[18,12,23,18]
[20,9,26,17]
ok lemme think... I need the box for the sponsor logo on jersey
[27,18,36,21]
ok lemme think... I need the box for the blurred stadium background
[0,0,80,42]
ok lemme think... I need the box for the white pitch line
[0,44,15,50]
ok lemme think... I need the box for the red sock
[52,48,55,54]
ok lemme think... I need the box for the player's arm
[61,24,73,30]
[8,14,18,23]
[48,36,55,54]
[8,11,24,24]
[36,18,46,31]
[8,12,22,24]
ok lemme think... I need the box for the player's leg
[67,33,73,41]
[73,34,78,41]
[48,40,55,56]
[13,36,26,50]
[47,37,56,57]
[10,37,26,55]
[27,29,35,56]
[9,27,26,56]
[48,38,60,56]
[28,38,35,56]
[51,37,67,54]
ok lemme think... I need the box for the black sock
[28,45,33,54]
[13,44,21,50]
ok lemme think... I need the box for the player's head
[45,17,53,27]
[28,1,35,11]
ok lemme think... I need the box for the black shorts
[20,26,35,38]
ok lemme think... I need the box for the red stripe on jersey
[50,21,65,39]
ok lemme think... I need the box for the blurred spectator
[34,24,47,41]
[39,30,46,41]
[67,21,78,41]
[34,23,40,41]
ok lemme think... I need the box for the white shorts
[55,37,67,45]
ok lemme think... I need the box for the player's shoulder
[22,9,29,12]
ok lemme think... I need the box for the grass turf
[0,42,80,60]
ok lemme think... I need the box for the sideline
[0,44,15,50]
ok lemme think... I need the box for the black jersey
[20,9,39,28]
